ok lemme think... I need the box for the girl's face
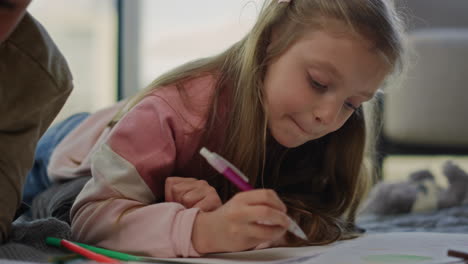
[263,21,389,148]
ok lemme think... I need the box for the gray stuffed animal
[360,160,468,215]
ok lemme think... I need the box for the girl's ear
[267,28,279,53]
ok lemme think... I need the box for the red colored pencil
[60,239,120,263]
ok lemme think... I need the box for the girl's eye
[309,77,328,91]
[345,102,360,111]
[308,75,360,112]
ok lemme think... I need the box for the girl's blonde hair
[111,0,405,245]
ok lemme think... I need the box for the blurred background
[28,0,468,183]
[28,0,262,120]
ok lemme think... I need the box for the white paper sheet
[310,232,468,264]
[132,232,468,264]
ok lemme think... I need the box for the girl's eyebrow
[310,60,343,81]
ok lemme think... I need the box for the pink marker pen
[199,147,308,241]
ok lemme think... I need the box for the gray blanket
[0,176,89,263]
[0,217,70,262]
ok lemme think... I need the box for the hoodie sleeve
[70,94,201,258]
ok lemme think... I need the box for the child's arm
[71,181,200,257]
[70,95,204,258]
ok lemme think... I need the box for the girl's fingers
[172,180,208,202]
[165,177,197,202]
[234,189,287,213]
[181,185,221,211]
[247,221,288,242]
[223,205,288,244]
[244,205,290,228]
[166,178,221,210]
[192,195,222,212]
[180,190,205,208]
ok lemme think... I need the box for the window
[136,0,265,92]
[27,0,266,117]
[28,0,117,122]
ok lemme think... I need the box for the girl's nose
[313,101,341,126]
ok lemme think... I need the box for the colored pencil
[59,239,120,263]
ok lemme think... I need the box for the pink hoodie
[50,74,281,257]
[53,75,231,257]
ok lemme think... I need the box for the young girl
[38,0,405,258]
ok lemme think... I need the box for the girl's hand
[165,177,222,212]
[191,189,290,254]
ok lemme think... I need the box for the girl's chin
[270,129,308,148]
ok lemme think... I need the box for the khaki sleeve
[0,12,73,243]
